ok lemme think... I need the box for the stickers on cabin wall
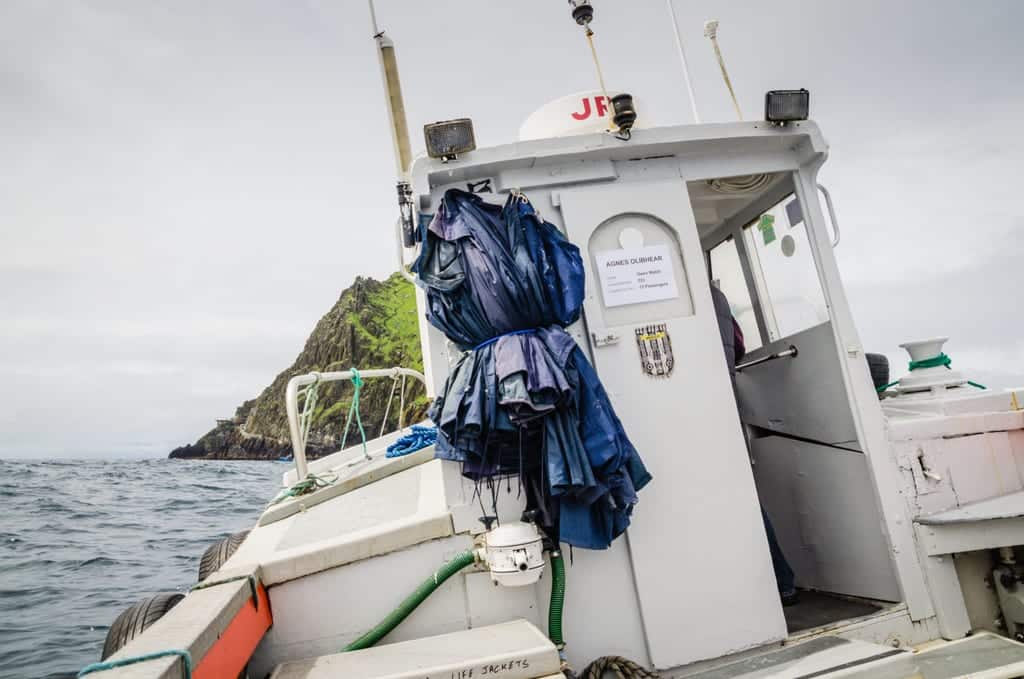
[636,324,674,377]
[594,244,679,307]
[785,198,803,227]
[758,213,776,245]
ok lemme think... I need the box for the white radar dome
[518,90,647,141]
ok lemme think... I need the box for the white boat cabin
[90,119,1024,679]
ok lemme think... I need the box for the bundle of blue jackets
[412,189,650,549]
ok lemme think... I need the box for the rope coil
[580,655,660,679]
[386,425,438,458]
[877,351,987,393]
[269,472,337,505]
[908,352,952,371]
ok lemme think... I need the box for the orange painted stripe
[194,583,272,679]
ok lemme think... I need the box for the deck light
[423,118,476,161]
[764,89,809,125]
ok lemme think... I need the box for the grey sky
[2,1,1022,458]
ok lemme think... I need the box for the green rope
[340,368,368,458]
[878,352,987,392]
[268,472,337,505]
[79,650,192,677]
[908,352,952,371]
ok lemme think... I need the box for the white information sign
[595,244,679,307]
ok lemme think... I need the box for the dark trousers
[762,509,796,596]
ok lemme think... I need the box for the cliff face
[170,273,429,460]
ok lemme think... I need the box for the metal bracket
[591,330,620,347]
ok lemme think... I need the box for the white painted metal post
[285,367,428,484]
[666,0,701,124]
[792,164,935,622]
[285,376,307,480]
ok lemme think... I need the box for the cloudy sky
[2,0,1022,458]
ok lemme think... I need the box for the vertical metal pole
[666,0,701,123]
[285,377,308,481]
[368,0,379,35]
[369,0,416,266]
[368,0,412,179]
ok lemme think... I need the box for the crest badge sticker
[636,324,674,377]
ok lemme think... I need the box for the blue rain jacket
[413,189,651,549]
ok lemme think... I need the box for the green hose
[548,551,566,647]
[343,549,477,652]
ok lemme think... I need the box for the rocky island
[169,272,429,460]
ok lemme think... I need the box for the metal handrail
[817,183,841,248]
[736,345,798,372]
[285,367,428,480]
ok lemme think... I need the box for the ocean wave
[0,458,278,679]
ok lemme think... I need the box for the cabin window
[708,236,762,352]
[741,195,829,341]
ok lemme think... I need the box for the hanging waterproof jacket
[413,189,651,550]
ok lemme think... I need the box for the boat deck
[784,591,884,635]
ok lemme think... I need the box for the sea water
[0,458,279,679]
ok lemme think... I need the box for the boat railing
[285,367,428,481]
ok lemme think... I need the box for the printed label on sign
[595,244,679,307]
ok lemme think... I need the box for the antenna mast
[370,0,412,177]
[369,0,416,250]
[666,0,701,124]
[704,20,743,121]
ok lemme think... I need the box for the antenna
[369,0,412,178]
[368,0,417,252]
[665,0,701,124]
[368,0,380,35]
[565,2,637,139]
[704,20,743,121]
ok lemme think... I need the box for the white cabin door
[558,179,787,670]
[713,188,901,603]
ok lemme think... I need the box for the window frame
[700,174,832,354]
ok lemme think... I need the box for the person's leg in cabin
[711,284,798,606]
[762,509,797,605]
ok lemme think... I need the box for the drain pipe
[549,551,566,648]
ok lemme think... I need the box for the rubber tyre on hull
[101,592,184,660]
[866,353,890,391]
[197,530,249,582]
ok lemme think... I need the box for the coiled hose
[549,551,566,647]
[343,549,477,652]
